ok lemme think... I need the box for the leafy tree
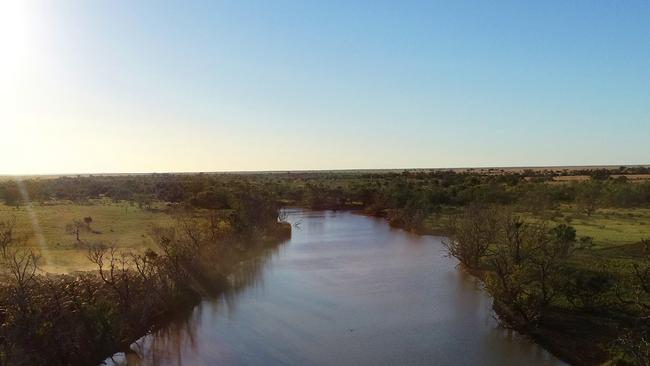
[564,269,615,311]
[84,216,93,229]
[2,182,21,207]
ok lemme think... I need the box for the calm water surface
[109,209,565,366]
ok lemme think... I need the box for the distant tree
[577,182,602,216]
[191,189,228,209]
[590,170,611,181]
[65,219,84,242]
[134,193,153,210]
[2,182,21,207]
[519,187,547,214]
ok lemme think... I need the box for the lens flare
[15,177,50,270]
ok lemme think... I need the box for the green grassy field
[423,205,650,248]
[0,200,173,273]
[543,206,650,276]
[534,206,650,247]
[421,204,650,275]
[3,200,649,274]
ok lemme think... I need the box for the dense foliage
[3,169,650,228]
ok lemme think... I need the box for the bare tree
[2,248,40,316]
[87,244,133,312]
[66,219,85,242]
[442,205,499,269]
[527,224,575,307]
[0,217,17,258]
[6,249,40,294]
[479,211,576,324]
[485,212,543,323]
[500,211,527,265]
[175,214,207,253]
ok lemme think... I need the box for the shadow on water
[104,241,285,366]
[105,209,566,366]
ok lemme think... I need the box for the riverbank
[359,206,648,366]
[100,221,292,365]
[0,214,291,366]
[492,301,629,365]
[461,265,625,366]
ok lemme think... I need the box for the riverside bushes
[444,206,650,365]
[0,206,290,366]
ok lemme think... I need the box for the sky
[1,0,649,175]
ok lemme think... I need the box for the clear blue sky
[2,0,649,174]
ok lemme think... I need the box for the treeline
[528,165,650,178]
[0,174,280,209]
[444,206,649,365]
[0,204,290,365]
[3,172,650,233]
[290,173,650,231]
[3,172,650,243]
[2,171,649,213]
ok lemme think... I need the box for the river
[107,209,565,366]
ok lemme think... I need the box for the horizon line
[2,163,650,178]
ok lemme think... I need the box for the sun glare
[0,1,34,77]
[1,1,39,173]
[1,1,31,120]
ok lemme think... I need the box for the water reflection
[106,239,284,366]
[106,209,565,366]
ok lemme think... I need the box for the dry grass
[551,175,591,182]
[0,200,173,273]
[610,174,650,181]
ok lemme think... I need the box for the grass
[5,198,649,274]
[519,206,650,277]
[419,204,650,276]
[517,205,650,248]
[410,204,650,248]
[0,199,173,273]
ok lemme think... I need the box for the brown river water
[105,209,565,366]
